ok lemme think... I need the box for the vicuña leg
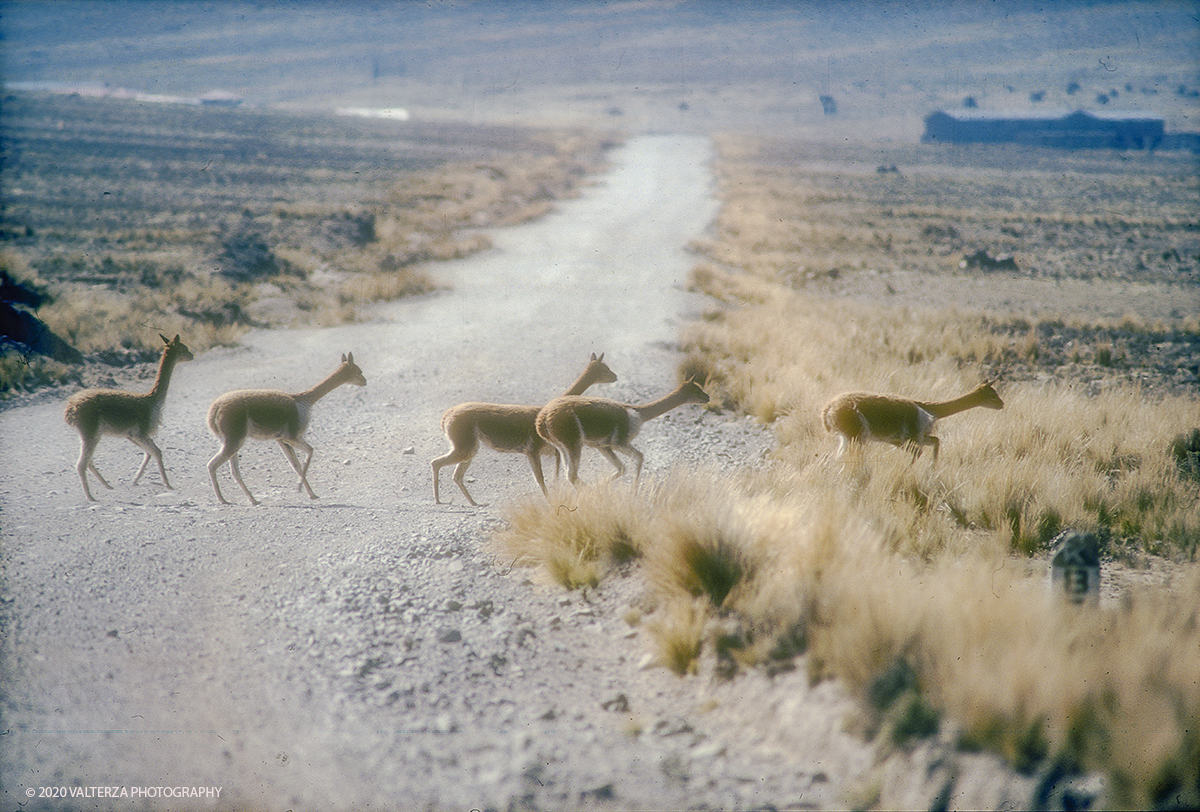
[208,422,252,506]
[524,448,549,495]
[277,439,318,499]
[129,435,171,488]
[226,452,258,506]
[75,436,112,501]
[432,432,480,505]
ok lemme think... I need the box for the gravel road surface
[1,135,1028,811]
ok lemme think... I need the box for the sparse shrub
[326,209,377,247]
[888,694,942,747]
[1010,720,1051,775]
[0,254,49,307]
[491,482,647,590]
[216,227,289,281]
[673,535,747,606]
[335,268,437,308]
[1021,326,1041,361]
[646,487,760,613]
[678,353,717,391]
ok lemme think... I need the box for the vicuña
[64,333,194,501]
[433,353,617,505]
[207,352,366,505]
[821,381,1003,461]
[536,378,708,487]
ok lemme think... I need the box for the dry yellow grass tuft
[491,482,644,590]
[37,275,249,356]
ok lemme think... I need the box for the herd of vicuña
[64,341,1004,504]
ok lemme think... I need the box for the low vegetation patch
[496,470,1200,809]
[686,267,1200,560]
[697,135,1199,288]
[496,134,1199,806]
[1,91,614,396]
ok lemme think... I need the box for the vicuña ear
[161,333,170,344]
[346,352,354,364]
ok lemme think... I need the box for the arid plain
[2,2,1199,810]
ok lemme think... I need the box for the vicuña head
[536,376,709,488]
[64,333,194,501]
[207,352,366,505]
[821,380,1002,462]
[432,352,617,506]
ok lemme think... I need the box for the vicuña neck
[635,384,693,422]
[565,367,599,396]
[920,388,990,419]
[300,367,349,404]
[150,347,181,399]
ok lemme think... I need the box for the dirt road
[1,135,1026,811]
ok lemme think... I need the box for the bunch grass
[496,469,1200,808]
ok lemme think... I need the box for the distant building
[922,108,1164,149]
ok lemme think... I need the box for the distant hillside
[2,0,1198,137]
